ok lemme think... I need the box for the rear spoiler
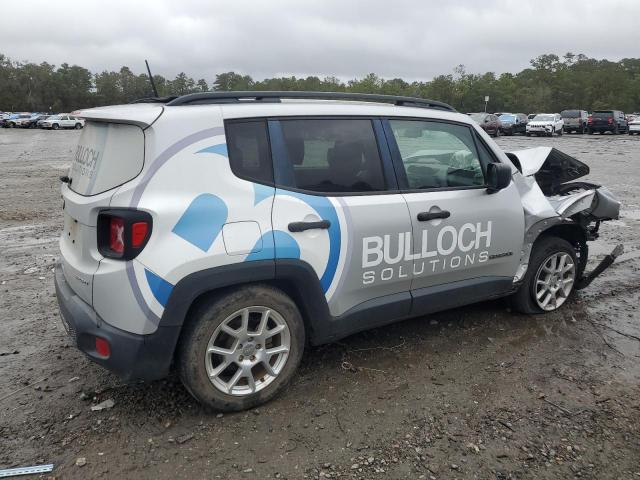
[71,104,164,129]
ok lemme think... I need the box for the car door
[383,118,525,315]
[269,117,414,320]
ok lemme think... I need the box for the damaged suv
[55,92,621,411]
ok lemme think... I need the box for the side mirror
[486,162,512,193]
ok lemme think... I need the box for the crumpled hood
[508,147,589,192]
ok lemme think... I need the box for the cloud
[2,0,639,81]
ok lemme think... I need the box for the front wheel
[557,127,563,136]
[74,123,82,129]
[52,123,59,130]
[178,285,305,411]
[526,132,531,137]
[511,236,577,314]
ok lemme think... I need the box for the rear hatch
[59,106,160,304]
[561,111,580,127]
[592,111,613,127]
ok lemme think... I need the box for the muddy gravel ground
[1,128,639,479]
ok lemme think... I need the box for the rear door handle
[288,220,331,232]
[417,210,450,222]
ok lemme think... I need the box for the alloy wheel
[534,252,576,311]
[205,306,290,396]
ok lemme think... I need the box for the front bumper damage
[507,147,622,288]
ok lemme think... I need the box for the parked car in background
[468,112,501,137]
[626,113,639,123]
[39,114,85,130]
[36,115,54,128]
[498,113,528,135]
[3,113,31,128]
[588,110,627,134]
[526,113,564,137]
[628,116,640,135]
[561,110,589,134]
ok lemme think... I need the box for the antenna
[145,59,159,98]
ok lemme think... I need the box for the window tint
[389,120,485,189]
[278,119,386,193]
[226,120,273,185]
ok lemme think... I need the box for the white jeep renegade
[56,92,621,411]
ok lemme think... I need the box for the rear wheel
[511,236,577,314]
[178,285,305,411]
[52,123,59,130]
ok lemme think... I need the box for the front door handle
[288,220,331,232]
[417,210,451,222]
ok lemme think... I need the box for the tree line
[1,52,639,114]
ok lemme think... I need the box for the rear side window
[69,122,144,196]
[226,120,273,185]
[277,119,386,193]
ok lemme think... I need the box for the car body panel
[55,98,621,382]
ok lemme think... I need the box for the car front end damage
[507,146,622,290]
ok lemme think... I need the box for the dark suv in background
[588,110,628,134]
[561,110,589,134]
[498,113,528,135]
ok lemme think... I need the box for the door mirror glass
[486,162,511,193]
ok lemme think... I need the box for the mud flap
[575,244,624,290]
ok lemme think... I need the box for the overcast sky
[2,0,640,82]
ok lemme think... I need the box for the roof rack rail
[164,91,456,112]
[129,96,178,104]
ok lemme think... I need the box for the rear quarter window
[69,122,144,196]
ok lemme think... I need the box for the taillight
[97,209,152,260]
[608,117,613,124]
[109,217,125,254]
[131,222,149,248]
[95,337,111,358]
[588,116,593,124]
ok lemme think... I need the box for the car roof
[214,100,471,124]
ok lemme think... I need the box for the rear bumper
[589,125,615,132]
[54,261,179,381]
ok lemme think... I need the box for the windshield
[561,110,580,118]
[47,115,61,120]
[533,114,554,121]
[499,114,516,122]
[469,113,486,122]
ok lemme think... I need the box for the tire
[547,128,554,137]
[511,236,577,314]
[74,123,82,129]
[52,123,59,130]
[557,127,563,136]
[588,128,593,135]
[178,285,305,411]
[7,122,14,128]
[526,132,531,137]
